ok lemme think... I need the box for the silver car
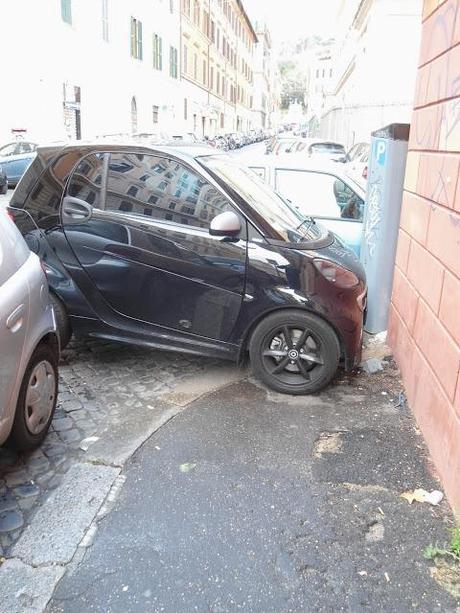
[0,210,59,449]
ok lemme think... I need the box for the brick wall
[388,0,460,513]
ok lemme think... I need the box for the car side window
[274,169,364,221]
[67,153,105,208]
[0,144,17,157]
[105,152,235,229]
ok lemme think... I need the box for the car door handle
[6,304,25,332]
[62,196,93,223]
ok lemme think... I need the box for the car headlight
[313,259,359,289]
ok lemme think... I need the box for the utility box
[360,123,410,334]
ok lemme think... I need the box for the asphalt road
[48,372,458,613]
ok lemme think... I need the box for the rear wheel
[50,293,72,349]
[249,310,341,395]
[9,343,58,450]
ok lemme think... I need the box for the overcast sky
[243,0,342,45]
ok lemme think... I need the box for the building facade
[0,0,184,142]
[180,0,257,137]
[389,0,460,512]
[0,0,269,144]
[251,23,276,129]
[316,0,422,148]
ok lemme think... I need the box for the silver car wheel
[24,360,56,435]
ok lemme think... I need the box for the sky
[243,0,342,45]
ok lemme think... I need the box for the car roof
[34,140,223,164]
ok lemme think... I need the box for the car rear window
[310,143,345,153]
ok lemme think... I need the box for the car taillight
[362,166,368,179]
[313,259,359,289]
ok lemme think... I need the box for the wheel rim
[261,325,325,388]
[24,360,56,435]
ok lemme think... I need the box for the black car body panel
[10,143,365,371]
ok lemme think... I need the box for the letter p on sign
[375,139,386,166]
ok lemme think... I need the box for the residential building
[251,23,276,129]
[303,40,335,136]
[316,0,422,147]
[0,0,182,142]
[389,0,460,512]
[180,0,257,136]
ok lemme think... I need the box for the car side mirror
[209,211,241,237]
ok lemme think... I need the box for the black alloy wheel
[249,310,341,395]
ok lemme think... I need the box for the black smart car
[9,143,366,395]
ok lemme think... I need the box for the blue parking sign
[374,139,386,166]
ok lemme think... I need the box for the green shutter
[61,0,72,24]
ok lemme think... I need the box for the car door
[0,216,30,430]
[61,151,247,342]
[274,168,365,255]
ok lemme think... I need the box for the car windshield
[200,156,326,244]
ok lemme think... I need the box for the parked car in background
[0,210,59,450]
[10,143,365,395]
[0,165,8,194]
[308,142,346,163]
[345,142,370,181]
[246,156,366,256]
[0,141,37,187]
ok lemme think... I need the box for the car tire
[249,310,341,395]
[0,181,8,195]
[50,293,72,349]
[8,343,58,450]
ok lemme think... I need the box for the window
[182,0,190,15]
[61,0,72,24]
[193,53,198,80]
[194,0,200,25]
[101,0,109,41]
[170,0,174,13]
[170,46,178,78]
[315,69,319,78]
[152,105,159,124]
[216,71,220,95]
[274,170,364,221]
[104,153,234,229]
[202,59,207,85]
[210,66,214,90]
[184,98,188,120]
[67,154,105,208]
[183,44,188,73]
[130,17,143,60]
[153,34,163,70]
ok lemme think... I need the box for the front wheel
[249,310,341,395]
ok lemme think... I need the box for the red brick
[395,229,411,273]
[414,297,460,399]
[407,241,445,312]
[418,44,460,106]
[408,104,442,151]
[388,306,419,404]
[454,374,460,420]
[400,192,431,244]
[419,0,459,65]
[391,267,419,333]
[427,204,460,278]
[439,269,460,346]
[417,153,459,208]
[410,347,460,513]
[439,97,460,152]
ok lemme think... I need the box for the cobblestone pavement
[0,338,229,555]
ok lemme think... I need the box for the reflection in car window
[0,144,17,157]
[275,169,364,221]
[105,153,235,229]
[67,154,105,208]
[201,156,326,243]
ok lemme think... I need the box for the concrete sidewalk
[47,362,459,612]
